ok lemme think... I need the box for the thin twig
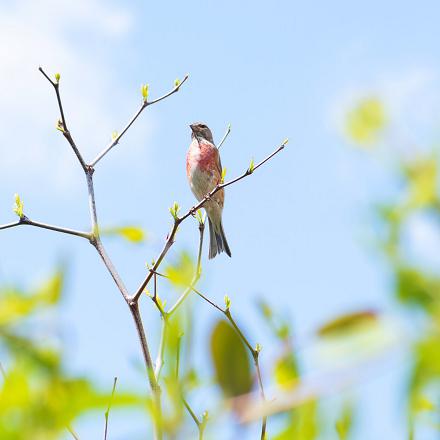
[191,287,267,438]
[38,67,87,171]
[167,221,205,316]
[0,216,91,240]
[155,318,168,379]
[217,123,231,150]
[132,141,286,303]
[90,75,189,167]
[104,377,118,440]
[67,426,80,440]
[176,334,207,439]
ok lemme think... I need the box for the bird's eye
[200,124,207,129]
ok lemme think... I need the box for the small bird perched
[186,122,231,259]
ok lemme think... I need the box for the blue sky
[1,0,440,438]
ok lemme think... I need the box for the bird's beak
[189,124,195,132]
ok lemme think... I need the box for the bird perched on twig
[186,122,231,259]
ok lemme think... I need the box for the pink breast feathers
[197,142,220,173]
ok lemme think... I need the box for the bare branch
[90,74,189,167]
[38,67,87,171]
[217,123,231,150]
[132,140,286,303]
[0,216,91,240]
[180,140,287,223]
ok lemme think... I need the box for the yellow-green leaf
[165,252,195,288]
[346,97,386,145]
[210,319,252,397]
[102,226,146,243]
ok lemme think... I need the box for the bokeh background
[1,1,440,438]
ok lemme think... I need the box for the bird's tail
[208,217,231,259]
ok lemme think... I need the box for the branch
[217,123,231,150]
[39,67,87,171]
[90,74,189,167]
[104,377,118,440]
[167,220,205,316]
[176,334,208,439]
[0,216,91,240]
[190,287,267,438]
[132,140,287,303]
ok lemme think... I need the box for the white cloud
[0,0,152,193]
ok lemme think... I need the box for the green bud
[282,138,289,146]
[55,73,61,83]
[255,343,262,353]
[169,201,180,220]
[56,119,64,132]
[13,194,24,218]
[195,209,205,225]
[202,410,209,421]
[174,78,180,87]
[111,130,118,141]
[221,167,227,183]
[141,83,149,101]
[224,294,231,311]
[248,158,255,174]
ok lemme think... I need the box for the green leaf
[13,194,24,218]
[0,271,63,326]
[54,73,60,83]
[346,97,386,145]
[317,310,378,339]
[174,78,180,87]
[248,158,255,174]
[274,353,299,389]
[101,226,146,243]
[210,320,252,397]
[165,251,195,288]
[335,403,354,440]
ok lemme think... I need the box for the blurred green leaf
[210,320,252,397]
[165,252,195,288]
[335,403,354,440]
[274,401,319,440]
[396,267,440,309]
[101,225,146,243]
[346,97,386,145]
[317,310,378,339]
[0,271,63,326]
[403,157,438,208]
[274,353,299,389]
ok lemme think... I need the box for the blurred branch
[167,220,205,316]
[67,426,80,440]
[38,67,87,171]
[0,216,91,240]
[104,377,118,440]
[90,74,189,167]
[132,140,287,303]
[176,335,208,439]
[217,123,231,150]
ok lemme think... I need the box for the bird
[186,122,231,259]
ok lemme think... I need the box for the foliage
[0,271,142,439]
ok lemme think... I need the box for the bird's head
[190,122,214,143]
